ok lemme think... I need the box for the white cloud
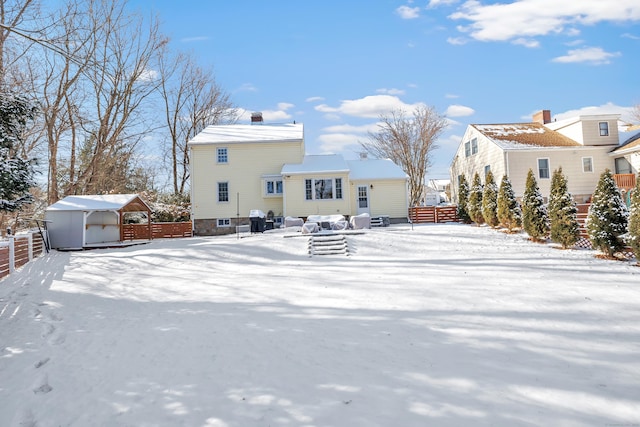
[622,33,640,40]
[450,0,640,43]
[317,133,363,154]
[396,5,421,19]
[565,39,584,46]
[277,102,294,110]
[237,107,292,123]
[446,104,475,117]
[512,38,540,48]
[552,46,621,65]
[180,36,210,43]
[315,95,425,119]
[260,110,292,121]
[306,96,325,103]
[376,88,406,95]
[137,69,158,82]
[552,103,635,123]
[237,83,258,92]
[428,0,459,7]
[447,36,468,45]
[445,93,460,99]
[323,123,379,134]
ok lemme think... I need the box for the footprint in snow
[32,374,53,394]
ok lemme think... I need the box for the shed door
[357,185,370,215]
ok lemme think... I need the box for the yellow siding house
[189,122,409,235]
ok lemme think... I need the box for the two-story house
[189,121,409,235]
[449,110,638,204]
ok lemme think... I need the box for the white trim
[582,156,594,173]
[537,157,550,179]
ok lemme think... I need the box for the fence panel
[14,237,30,268]
[0,244,9,280]
[152,222,192,238]
[409,206,458,224]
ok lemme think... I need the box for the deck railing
[614,174,636,190]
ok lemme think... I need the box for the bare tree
[64,0,166,195]
[0,0,38,82]
[361,105,447,206]
[25,0,95,203]
[157,49,237,195]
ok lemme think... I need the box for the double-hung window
[538,158,550,179]
[582,157,593,173]
[304,178,343,200]
[464,141,471,157]
[265,179,283,195]
[598,122,609,137]
[217,147,228,163]
[218,182,229,202]
[471,138,478,155]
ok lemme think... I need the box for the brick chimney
[533,110,551,124]
[251,112,263,124]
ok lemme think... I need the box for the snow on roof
[281,154,349,175]
[188,123,303,145]
[347,158,407,180]
[473,123,580,149]
[612,131,640,154]
[47,194,144,211]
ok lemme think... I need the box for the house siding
[504,146,613,202]
[450,127,506,202]
[579,119,619,147]
[283,173,351,218]
[450,120,619,204]
[191,140,303,231]
[349,179,408,219]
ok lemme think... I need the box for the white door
[357,185,370,215]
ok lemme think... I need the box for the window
[218,182,229,202]
[599,122,609,137]
[265,179,283,195]
[304,178,343,200]
[217,218,231,227]
[582,157,593,173]
[484,165,491,176]
[471,138,478,155]
[217,147,228,163]
[464,141,471,157]
[538,158,550,179]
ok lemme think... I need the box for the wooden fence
[0,231,46,281]
[408,206,458,224]
[121,221,192,241]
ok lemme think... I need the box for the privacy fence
[121,221,193,241]
[408,206,458,224]
[0,231,46,280]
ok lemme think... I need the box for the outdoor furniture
[284,216,304,228]
[350,213,371,230]
[302,222,319,234]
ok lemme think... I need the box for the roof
[282,154,349,175]
[472,123,581,149]
[347,158,408,180]
[188,123,303,145]
[47,194,150,212]
[611,131,640,154]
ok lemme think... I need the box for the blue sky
[131,0,640,179]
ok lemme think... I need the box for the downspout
[189,145,195,235]
[504,151,510,181]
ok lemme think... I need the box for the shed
[45,194,152,250]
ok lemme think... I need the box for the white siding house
[450,110,636,204]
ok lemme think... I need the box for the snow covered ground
[1,223,639,427]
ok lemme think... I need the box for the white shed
[45,194,152,250]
